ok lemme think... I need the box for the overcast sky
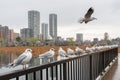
[0,0,120,40]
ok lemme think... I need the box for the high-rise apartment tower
[28,10,40,39]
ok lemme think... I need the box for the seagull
[39,48,55,59]
[75,47,85,55]
[79,7,97,24]
[58,47,68,57]
[67,48,75,55]
[9,48,32,69]
[85,47,94,53]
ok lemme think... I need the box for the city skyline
[0,0,120,40]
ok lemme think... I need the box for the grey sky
[0,0,120,40]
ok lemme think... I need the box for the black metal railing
[0,47,118,80]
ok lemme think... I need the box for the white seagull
[75,47,85,55]
[58,47,68,57]
[79,7,97,24]
[39,48,55,59]
[67,48,75,55]
[85,47,94,53]
[9,48,32,69]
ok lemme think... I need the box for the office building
[76,33,83,42]
[41,23,48,41]
[3,26,9,42]
[76,33,83,45]
[93,38,99,45]
[104,32,109,40]
[20,28,33,41]
[49,13,57,40]
[0,25,3,38]
[14,32,19,40]
[28,10,40,39]
[9,29,14,42]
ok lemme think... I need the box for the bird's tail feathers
[65,55,69,57]
[78,18,84,23]
[7,63,15,68]
[66,55,71,58]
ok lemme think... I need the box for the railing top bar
[90,47,118,54]
[0,47,118,79]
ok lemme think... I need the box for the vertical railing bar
[40,70,43,80]
[73,60,75,80]
[75,59,76,80]
[16,76,19,80]
[93,54,95,80]
[96,54,98,79]
[92,55,95,80]
[87,55,90,80]
[76,59,77,80]
[85,56,87,80]
[71,60,73,80]
[82,57,84,80]
[93,55,95,79]
[78,59,80,80]
[97,54,99,77]
[99,53,101,75]
[87,56,89,80]
[81,57,83,80]
[94,54,96,79]
[33,72,36,80]
[51,66,54,80]
[80,58,82,80]
[76,59,78,80]
[84,57,87,80]
[60,64,62,80]
[84,57,86,80]
[90,54,92,80]
[56,65,58,80]
[68,61,69,80]
[25,74,28,80]
[96,54,98,77]
[46,68,48,80]
[103,52,105,71]
[63,62,67,80]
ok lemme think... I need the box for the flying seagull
[79,7,97,24]
[9,48,32,69]
[39,48,55,59]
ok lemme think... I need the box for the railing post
[89,54,92,80]
[117,47,118,57]
[63,62,67,80]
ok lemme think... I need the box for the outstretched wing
[85,7,94,18]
